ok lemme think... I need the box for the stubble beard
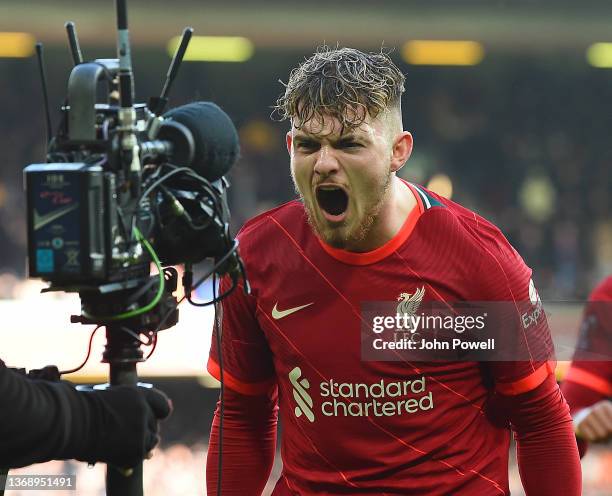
[296,172,392,250]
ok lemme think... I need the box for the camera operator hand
[0,360,172,469]
[75,384,173,467]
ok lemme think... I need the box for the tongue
[317,188,348,216]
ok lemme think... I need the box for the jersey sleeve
[476,232,555,395]
[562,280,612,401]
[207,274,276,395]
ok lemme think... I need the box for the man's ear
[390,131,413,173]
[286,131,293,156]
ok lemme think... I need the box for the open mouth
[315,185,349,219]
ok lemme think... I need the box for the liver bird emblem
[396,286,426,317]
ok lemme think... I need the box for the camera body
[25,161,134,285]
[24,58,239,295]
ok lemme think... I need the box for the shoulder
[411,183,521,261]
[237,200,305,242]
[581,275,612,341]
[589,275,612,302]
[235,200,308,260]
[410,183,531,298]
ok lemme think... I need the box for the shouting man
[206,47,581,495]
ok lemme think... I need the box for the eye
[338,141,363,149]
[296,140,319,152]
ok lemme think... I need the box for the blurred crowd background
[0,0,611,494]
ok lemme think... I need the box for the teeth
[318,185,342,191]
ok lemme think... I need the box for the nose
[313,145,340,177]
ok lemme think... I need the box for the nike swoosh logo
[33,203,79,231]
[272,302,314,320]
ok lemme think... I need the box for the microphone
[161,101,240,181]
[142,120,195,167]
[144,102,239,265]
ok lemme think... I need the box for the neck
[344,176,415,252]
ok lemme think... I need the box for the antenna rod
[65,22,83,65]
[35,42,53,146]
[161,27,193,101]
[150,27,193,116]
[115,0,134,106]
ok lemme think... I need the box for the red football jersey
[208,182,555,495]
[562,276,612,408]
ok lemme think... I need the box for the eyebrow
[293,132,364,143]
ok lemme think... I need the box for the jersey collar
[318,181,424,265]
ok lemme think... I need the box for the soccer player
[561,275,612,456]
[206,47,581,494]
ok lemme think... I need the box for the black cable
[235,249,251,295]
[138,164,223,242]
[115,207,132,247]
[155,165,224,217]
[140,164,225,226]
[138,166,191,204]
[141,198,157,239]
[125,276,158,306]
[186,275,239,307]
[59,325,101,375]
[119,327,155,347]
[140,164,219,207]
[185,243,240,307]
[151,240,240,334]
[158,185,214,232]
[150,267,238,339]
[213,271,224,496]
[61,325,156,377]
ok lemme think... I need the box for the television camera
[20,1,248,494]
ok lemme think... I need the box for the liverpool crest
[397,286,425,331]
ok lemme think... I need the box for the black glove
[74,385,172,467]
[0,361,171,469]
[27,365,61,382]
